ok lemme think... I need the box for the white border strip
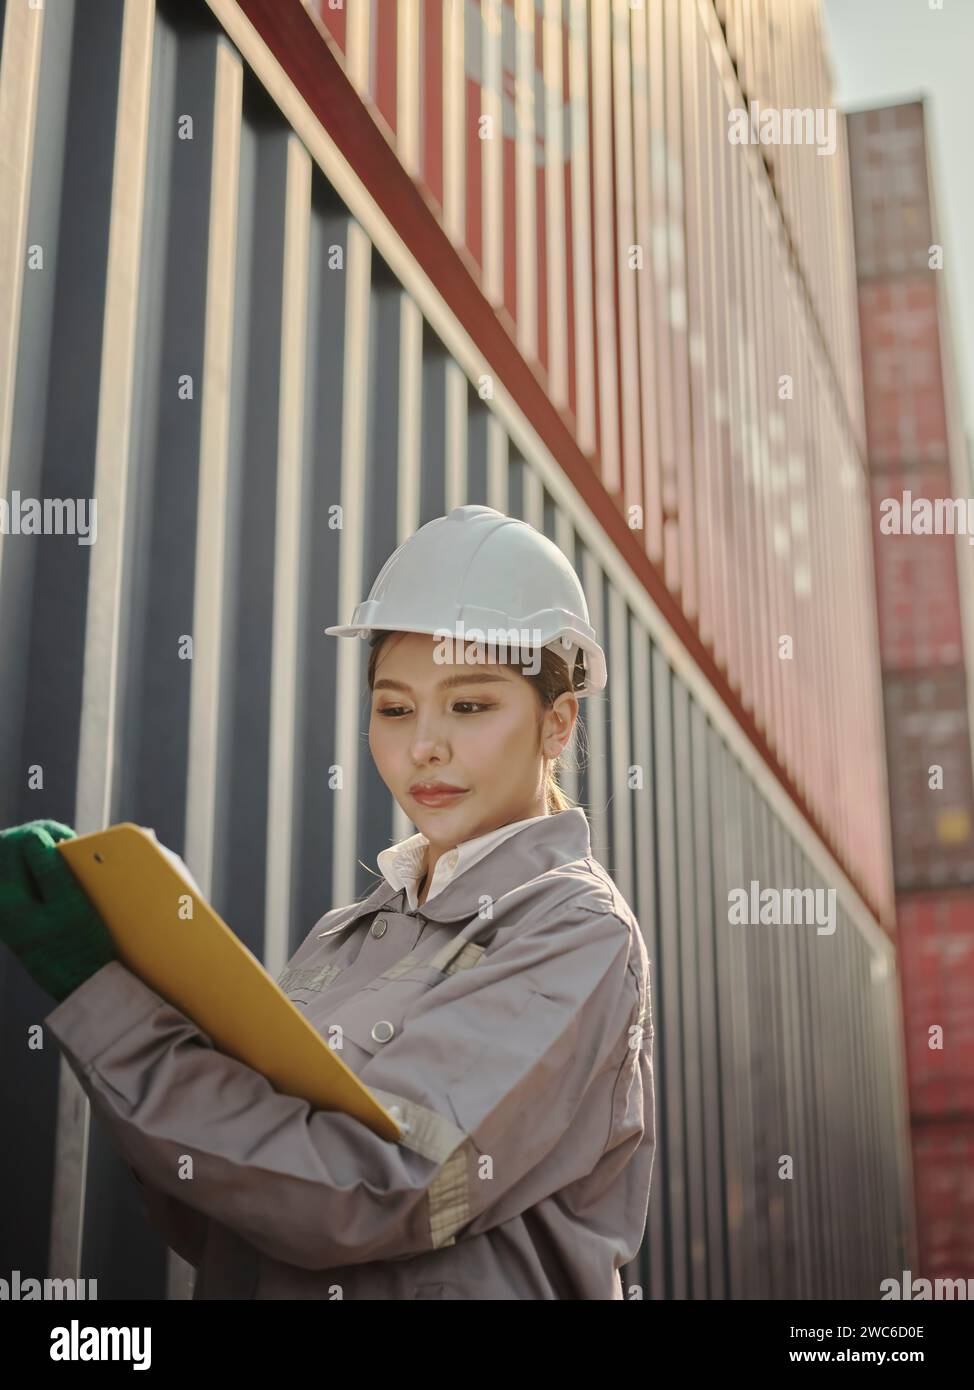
[332,219,372,909]
[184,38,243,893]
[264,135,312,983]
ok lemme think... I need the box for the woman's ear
[542,692,578,758]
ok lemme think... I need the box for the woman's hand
[0,820,116,1003]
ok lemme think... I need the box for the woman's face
[369,632,577,850]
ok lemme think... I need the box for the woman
[1,505,655,1299]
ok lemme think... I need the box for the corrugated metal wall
[0,0,912,1299]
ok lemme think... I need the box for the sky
[822,0,974,453]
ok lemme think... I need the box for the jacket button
[371,917,387,938]
[371,1020,395,1043]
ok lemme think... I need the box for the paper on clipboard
[57,823,401,1142]
[139,829,204,895]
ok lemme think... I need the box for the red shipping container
[882,667,974,891]
[898,892,974,1117]
[848,103,934,281]
[858,277,950,469]
[870,468,966,671]
[911,1123,974,1279]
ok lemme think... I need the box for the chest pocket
[321,969,444,1072]
[321,936,487,1072]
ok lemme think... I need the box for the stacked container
[849,98,974,1279]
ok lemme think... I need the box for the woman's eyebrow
[373,673,510,693]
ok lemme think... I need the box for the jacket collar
[376,813,551,911]
[342,807,592,928]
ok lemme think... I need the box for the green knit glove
[0,820,117,1004]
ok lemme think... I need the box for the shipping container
[0,0,911,1303]
[850,96,974,1283]
[898,892,974,1117]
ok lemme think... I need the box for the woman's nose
[408,717,449,759]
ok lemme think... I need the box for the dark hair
[366,631,587,814]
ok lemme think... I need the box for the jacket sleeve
[43,904,647,1272]
[128,1164,208,1268]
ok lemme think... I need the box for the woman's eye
[375,702,494,717]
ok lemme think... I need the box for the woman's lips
[410,787,470,807]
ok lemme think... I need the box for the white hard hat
[325,505,607,695]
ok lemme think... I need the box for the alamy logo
[728,881,836,936]
[0,491,97,546]
[727,101,837,156]
[0,1269,97,1299]
[432,622,548,678]
[881,1269,974,1300]
[879,492,974,544]
[50,1320,151,1371]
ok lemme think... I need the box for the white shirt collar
[376,814,552,912]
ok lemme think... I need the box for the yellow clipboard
[57,824,401,1142]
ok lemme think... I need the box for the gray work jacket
[44,807,655,1299]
